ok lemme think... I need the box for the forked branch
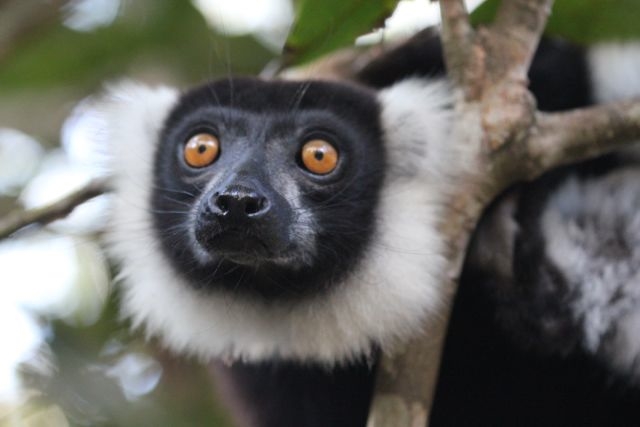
[439,0,475,94]
[490,0,553,80]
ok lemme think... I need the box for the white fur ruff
[104,78,460,364]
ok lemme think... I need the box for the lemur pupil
[314,151,324,161]
[198,145,207,154]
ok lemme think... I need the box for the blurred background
[0,0,477,425]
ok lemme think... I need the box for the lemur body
[105,29,640,426]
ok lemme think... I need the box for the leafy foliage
[0,0,273,93]
[284,0,400,65]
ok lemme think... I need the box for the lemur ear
[377,78,454,180]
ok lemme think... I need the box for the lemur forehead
[172,77,380,118]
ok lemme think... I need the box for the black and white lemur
[103,28,640,426]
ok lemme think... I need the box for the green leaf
[469,0,499,26]
[471,0,640,44]
[284,0,400,66]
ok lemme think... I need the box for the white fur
[105,78,464,364]
[379,78,462,179]
[563,43,640,376]
[588,42,640,103]
[542,169,640,378]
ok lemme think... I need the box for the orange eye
[300,139,338,175]
[184,133,220,168]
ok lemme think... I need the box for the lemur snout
[211,187,270,221]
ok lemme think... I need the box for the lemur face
[108,77,451,362]
[151,78,385,300]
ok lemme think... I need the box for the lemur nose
[213,188,270,220]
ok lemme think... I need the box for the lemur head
[106,76,456,363]
[152,78,385,300]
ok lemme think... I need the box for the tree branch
[490,0,554,80]
[438,0,476,94]
[484,99,640,200]
[478,0,555,150]
[0,178,109,239]
[279,43,393,82]
[520,100,640,177]
[368,184,485,427]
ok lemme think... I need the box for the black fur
[151,78,385,300]
[432,262,640,427]
[357,28,446,87]
[357,29,592,112]
[213,360,376,427]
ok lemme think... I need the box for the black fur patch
[150,78,386,300]
[213,360,375,427]
[356,30,592,112]
[529,38,592,111]
[356,28,446,87]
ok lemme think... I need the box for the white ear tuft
[378,78,454,180]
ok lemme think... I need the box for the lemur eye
[184,133,220,168]
[300,139,338,175]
